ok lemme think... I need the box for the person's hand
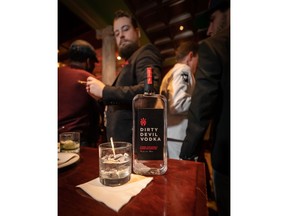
[86,76,105,99]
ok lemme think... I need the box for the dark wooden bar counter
[58,147,208,216]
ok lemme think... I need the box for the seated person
[58,39,102,147]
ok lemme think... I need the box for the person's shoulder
[132,43,162,61]
[142,43,158,49]
[141,43,160,52]
[170,63,188,73]
[77,69,92,76]
[62,66,92,78]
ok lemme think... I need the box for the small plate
[58,153,80,169]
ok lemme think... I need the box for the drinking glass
[59,132,80,154]
[99,142,132,186]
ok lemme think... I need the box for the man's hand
[86,76,105,99]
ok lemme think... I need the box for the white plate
[58,153,80,169]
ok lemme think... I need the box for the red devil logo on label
[140,118,147,126]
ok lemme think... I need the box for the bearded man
[86,10,162,143]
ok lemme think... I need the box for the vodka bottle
[132,67,167,175]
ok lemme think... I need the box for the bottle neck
[144,67,154,95]
[144,83,154,95]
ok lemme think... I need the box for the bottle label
[135,108,164,160]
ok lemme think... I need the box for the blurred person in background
[58,39,102,147]
[160,41,199,159]
[180,0,230,215]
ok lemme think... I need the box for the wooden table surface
[58,147,208,216]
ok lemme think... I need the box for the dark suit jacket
[102,44,162,143]
[180,28,230,175]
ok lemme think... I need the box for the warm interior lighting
[58,62,66,68]
[117,56,122,60]
[179,25,184,31]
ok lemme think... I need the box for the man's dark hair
[69,40,98,62]
[176,41,199,61]
[114,10,138,28]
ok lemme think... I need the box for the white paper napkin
[58,152,78,165]
[76,174,153,212]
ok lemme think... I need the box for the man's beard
[119,41,139,60]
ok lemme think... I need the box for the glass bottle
[132,66,167,175]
